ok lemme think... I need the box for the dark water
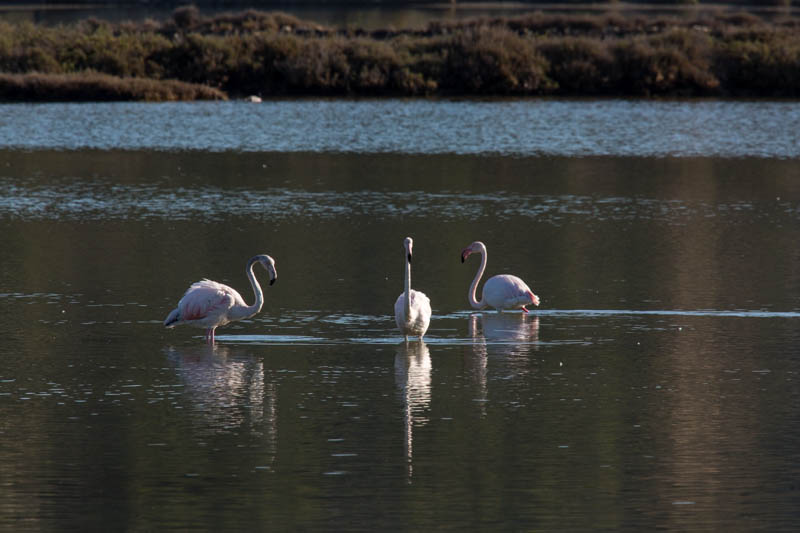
[1,101,800,530]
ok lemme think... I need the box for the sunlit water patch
[1,100,800,157]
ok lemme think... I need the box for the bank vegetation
[1,6,799,100]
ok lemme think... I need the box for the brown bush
[714,34,800,96]
[537,37,614,94]
[0,9,799,100]
[439,27,554,94]
[0,72,226,101]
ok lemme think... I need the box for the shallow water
[1,100,799,530]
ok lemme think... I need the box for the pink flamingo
[461,241,540,313]
[164,254,277,343]
[395,237,432,341]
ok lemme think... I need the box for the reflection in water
[394,341,432,481]
[165,345,277,461]
[468,313,541,414]
[469,312,540,351]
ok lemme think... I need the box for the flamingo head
[255,254,277,285]
[404,236,413,264]
[461,241,485,263]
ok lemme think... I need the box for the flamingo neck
[468,247,487,309]
[232,257,264,321]
[404,254,411,319]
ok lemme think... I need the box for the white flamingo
[461,241,540,313]
[164,254,277,344]
[394,237,432,342]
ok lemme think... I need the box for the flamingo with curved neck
[164,254,277,344]
[394,237,432,341]
[461,241,540,313]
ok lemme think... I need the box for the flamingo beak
[408,253,412,264]
[461,249,470,263]
[269,277,276,286]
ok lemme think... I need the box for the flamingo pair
[395,239,540,342]
[164,240,540,344]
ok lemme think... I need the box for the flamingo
[394,237,432,342]
[461,241,540,313]
[164,254,277,344]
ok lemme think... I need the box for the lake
[0,99,799,530]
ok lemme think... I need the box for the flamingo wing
[483,275,539,310]
[408,290,432,335]
[173,279,239,327]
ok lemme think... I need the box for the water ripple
[0,181,793,225]
[1,100,799,158]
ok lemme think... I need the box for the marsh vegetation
[1,6,799,100]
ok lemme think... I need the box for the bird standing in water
[461,241,539,313]
[164,254,277,344]
[394,237,432,342]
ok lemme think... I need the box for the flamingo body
[482,274,539,311]
[165,254,277,343]
[461,241,540,313]
[395,290,431,340]
[395,237,432,341]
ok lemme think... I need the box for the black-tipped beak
[269,278,276,286]
[407,253,412,264]
[461,256,465,263]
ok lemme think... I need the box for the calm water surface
[0,100,799,530]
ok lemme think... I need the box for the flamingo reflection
[468,313,540,414]
[469,312,540,346]
[394,340,432,481]
[165,344,278,463]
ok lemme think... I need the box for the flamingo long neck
[232,258,264,321]
[468,247,488,309]
[404,254,411,319]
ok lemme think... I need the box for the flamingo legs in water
[204,328,216,344]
